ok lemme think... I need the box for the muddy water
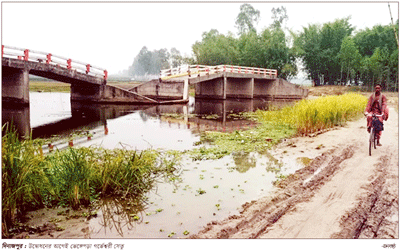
[2,92,304,238]
[87,153,305,239]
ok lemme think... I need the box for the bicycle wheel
[369,128,374,156]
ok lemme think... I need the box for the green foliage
[2,125,49,235]
[46,148,93,209]
[192,26,297,79]
[189,93,367,161]
[192,30,239,66]
[338,36,362,84]
[295,17,398,89]
[294,17,355,85]
[189,120,296,160]
[256,93,368,135]
[2,126,182,232]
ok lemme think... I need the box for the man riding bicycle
[364,84,388,146]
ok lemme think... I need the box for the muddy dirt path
[191,106,398,239]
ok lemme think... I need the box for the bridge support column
[2,67,30,105]
[195,77,226,99]
[70,83,105,102]
[226,77,254,99]
[2,105,31,138]
[183,79,189,101]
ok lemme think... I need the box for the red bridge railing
[2,45,108,80]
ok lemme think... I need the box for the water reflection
[32,102,156,139]
[93,197,147,238]
[231,152,257,173]
[2,92,303,238]
[2,104,31,138]
[2,93,293,146]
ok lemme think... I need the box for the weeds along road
[191,105,399,239]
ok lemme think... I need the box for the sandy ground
[190,105,398,239]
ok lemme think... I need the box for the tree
[320,17,354,84]
[259,28,297,79]
[354,24,398,58]
[129,46,171,77]
[130,46,151,76]
[293,24,323,85]
[170,48,183,68]
[353,22,399,89]
[338,36,361,84]
[294,17,354,85]
[388,49,399,90]
[271,6,288,29]
[235,3,260,35]
[192,29,239,65]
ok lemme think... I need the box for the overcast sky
[2,1,399,75]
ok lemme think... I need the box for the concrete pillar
[254,78,274,99]
[2,67,30,105]
[2,106,31,138]
[195,77,226,99]
[223,76,227,99]
[226,77,254,98]
[70,83,103,102]
[183,79,189,101]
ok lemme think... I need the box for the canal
[2,92,305,238]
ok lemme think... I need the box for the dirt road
[191,106,398,239]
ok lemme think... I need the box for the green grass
[29,81,70,92]
[189,93,367,160]
[2,125,182,237]
[256,93,368,135]
[2,124,49,232]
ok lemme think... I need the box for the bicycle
[366,113,384,156]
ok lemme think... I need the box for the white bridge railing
[160,65,278,80]
[2,45,108,80]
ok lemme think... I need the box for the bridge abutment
[2,67,30,105]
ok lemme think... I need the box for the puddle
[75,153,306,238]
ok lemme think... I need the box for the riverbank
[190,88,399,239]
[4,85,398,240]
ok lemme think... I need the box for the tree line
[294,16,398,90]
[128,4,398,90]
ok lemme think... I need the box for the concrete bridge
[2,46,308,106]
[1,46,167,105]
[159,65,308,100]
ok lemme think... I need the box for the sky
[2,1,399,75]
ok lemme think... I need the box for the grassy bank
[29,81,70,92]
[2,125,181,237]
[189,93,368,160]
[256,93,368,135]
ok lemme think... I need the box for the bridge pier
[226,77,254,98]
[2,67,30,105]
[191,72,308,100]
[70,83,105,102]
[195,74,226,99]
[2,105,31,138]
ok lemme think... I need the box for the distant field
[28,80,141,92]
[29,81,71,92]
